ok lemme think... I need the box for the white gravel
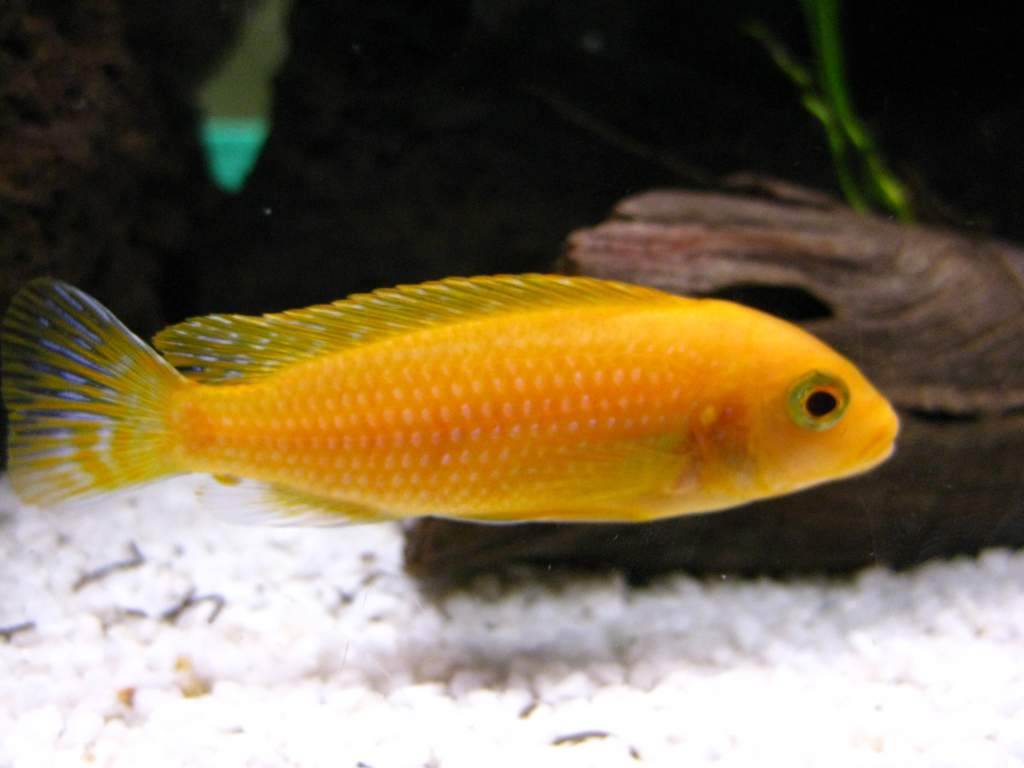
[1,474,1022,768]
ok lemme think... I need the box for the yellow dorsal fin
[153,274,679,384]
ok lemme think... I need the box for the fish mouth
[855,411,900,468]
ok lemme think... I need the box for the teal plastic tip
[199,118,269,193]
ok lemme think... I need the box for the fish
[1,274,899,524]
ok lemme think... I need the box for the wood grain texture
[405,190,1024,582]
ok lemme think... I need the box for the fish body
[2,275,899,523]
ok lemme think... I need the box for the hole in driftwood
[904,408,980,424]
[703,283,833,322]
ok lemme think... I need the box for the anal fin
[195,476,393,526]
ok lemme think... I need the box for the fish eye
[786,371,849,431]
[805,389,838,417]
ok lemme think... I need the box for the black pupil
[805,389,838,417]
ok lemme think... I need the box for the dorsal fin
[152,274,679,384]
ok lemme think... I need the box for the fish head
[742,317,900,500]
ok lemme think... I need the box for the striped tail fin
[2,279,189,507]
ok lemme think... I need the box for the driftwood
[404,190,1024,582]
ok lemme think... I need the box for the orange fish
[2,275,898,523]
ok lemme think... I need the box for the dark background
[3,1,1020,325]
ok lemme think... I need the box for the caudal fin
[2,279,188,507]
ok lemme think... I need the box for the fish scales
[173,307,728,518]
